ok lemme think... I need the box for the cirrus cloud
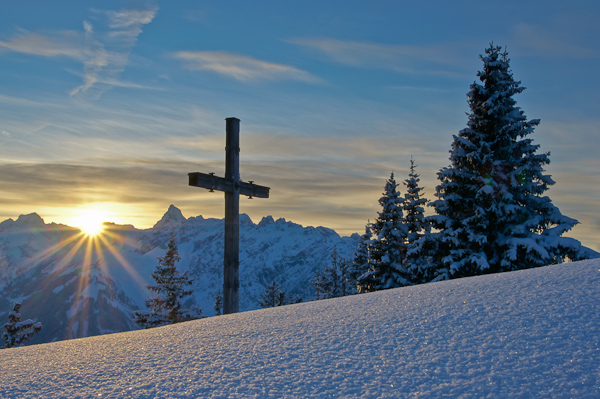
[173,51,320,83]
[289,37,469,77]
[0,30,85,59]
[0,6,157,100]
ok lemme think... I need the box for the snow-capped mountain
[0,205,359,345]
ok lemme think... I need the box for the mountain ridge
[0,205,359,345]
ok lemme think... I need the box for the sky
[0,1,598,251]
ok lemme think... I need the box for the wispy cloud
[0,7,157,99]
[107,9,156,30]
[0,29,84,59]
[510,23,600,58]
[70,7,158,98]
[289,38,468,76]
[172,51,320,83]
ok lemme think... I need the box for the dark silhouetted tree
[213,289,223,316]
[258,280,287,308]
[133,234,202,328]
[352,222,372,293]
[1,302,42,349]
[313,248,356,299]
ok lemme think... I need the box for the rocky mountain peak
[153,205,187,230]
[14,213,46,229]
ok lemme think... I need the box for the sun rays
[58,225,147,337]
[3,214,147,338]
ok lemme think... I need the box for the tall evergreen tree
[358,172,410,292]
[133,234,202,328]
[1,302,42,349]
[430,44,583,278]
[402,158,432,283]
[403,158,429,244]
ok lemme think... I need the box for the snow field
[1,259,599,398]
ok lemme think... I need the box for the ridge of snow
[1,259,598,398]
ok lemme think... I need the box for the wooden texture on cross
[188,118,270,314]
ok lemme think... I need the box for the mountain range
[0,205,359,345]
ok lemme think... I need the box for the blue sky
[0,0,598,251]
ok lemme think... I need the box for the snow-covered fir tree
[430,44,584,278]
[402,158,433,283]
[403,158,429,245]
[358,172,411,292]
[133,234,202,328]
[257,281,287,308]
[1,302,42,349]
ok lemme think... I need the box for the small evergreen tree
[338,256,358,296]
[213,289,223,316]
[358,172,410,292]
[133,234,202,328]
[257,280,287,308]
[431,43,584,278]
[1,302,42,349]
[313,248,353,299]
[352,222,372,293]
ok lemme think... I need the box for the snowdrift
[1,259,599,398]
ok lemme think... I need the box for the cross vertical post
[188,118,270,315]
[224,117,240,314]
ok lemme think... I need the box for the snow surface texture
[1,259,599,398]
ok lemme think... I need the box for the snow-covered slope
[0,206,358,344]
[1,259,598,398]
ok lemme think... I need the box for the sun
[73,209,108,236]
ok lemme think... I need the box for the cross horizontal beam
[188,172,270,199]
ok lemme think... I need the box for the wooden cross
[188,117,270,314]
